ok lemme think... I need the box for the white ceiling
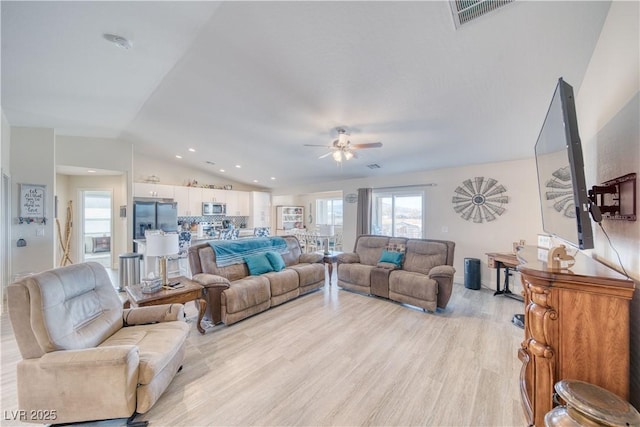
[1,1,611,190]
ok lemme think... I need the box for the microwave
[202,202,226,216]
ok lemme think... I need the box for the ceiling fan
[304,128,383,162]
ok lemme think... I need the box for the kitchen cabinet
[276,206,303,235]
[134,183,174,199]
[237,191,250,216]
[249,191,271,228]
[173,186,189,216]
[188,187,202,216]
[135,183,258,218]
[226,190,250,216]
[174,186,202,216]
[202,188,226,203]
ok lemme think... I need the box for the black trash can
[464,258,481,290]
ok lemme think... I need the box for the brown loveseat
[337,235,456,311]
[188,235,325,325]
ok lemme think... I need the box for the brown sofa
[337,235,456,311]
[188,235,325,325]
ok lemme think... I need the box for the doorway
[80,190,112,268]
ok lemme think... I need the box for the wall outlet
[36,228,44,237]
[537,234,551,249]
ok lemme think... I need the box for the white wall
[134,152,262,192]
[10,127,56,276]
[1,111,11,311]
[57,135,133,173]
[575,1,640,410]
[1,111,10,173]
[576,0,640,278]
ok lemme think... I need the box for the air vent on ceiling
[449,0,514,28]
[367,164,381,169]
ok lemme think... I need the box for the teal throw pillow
[244,253,274,276]
[379,250,404,267]
[265,251,286,272]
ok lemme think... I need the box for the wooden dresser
[516,247,635,427]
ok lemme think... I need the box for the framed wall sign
[19,183,46,223]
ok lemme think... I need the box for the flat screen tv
[534,78,594,250]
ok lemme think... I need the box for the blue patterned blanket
[209,237,288,267]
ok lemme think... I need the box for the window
[84,192,111,235]
[81,190,112,268]
[371,190,424,238]
[316,198,343,226]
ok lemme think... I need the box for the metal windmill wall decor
[452,177,509,223]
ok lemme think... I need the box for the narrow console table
[486,252,522,301]
[516,246,634,427]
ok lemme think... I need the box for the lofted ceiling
[1,1,612,190]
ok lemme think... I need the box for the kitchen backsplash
[177,215,249,228]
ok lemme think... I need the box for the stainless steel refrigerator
[133,201,178,240]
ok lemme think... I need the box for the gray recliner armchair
[7,262,190,425]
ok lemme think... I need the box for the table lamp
[146,233,179,286]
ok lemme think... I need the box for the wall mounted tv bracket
[588,173,636,221]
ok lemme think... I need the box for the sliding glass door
[372,191,424,238]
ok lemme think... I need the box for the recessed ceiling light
[253,180,259,183]
[175,155,182,159]
[103,33,133,50]
[87,170,96,173]
[189,148,196,152]
[235,165,241,168]
[270,177,276,180]
[220,169,225,173]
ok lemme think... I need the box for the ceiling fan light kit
[304,126,383,163]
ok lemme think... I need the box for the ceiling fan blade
[318,152,333,159]
[304,144,332,147]
[351,142,383,149]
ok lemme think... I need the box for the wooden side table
[126,276,207,334]
[315,250,342,284]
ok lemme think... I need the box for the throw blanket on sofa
[209,236,288,267]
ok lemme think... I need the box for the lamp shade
[146,233,179,257]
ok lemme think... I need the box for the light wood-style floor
[1,277,527,427]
